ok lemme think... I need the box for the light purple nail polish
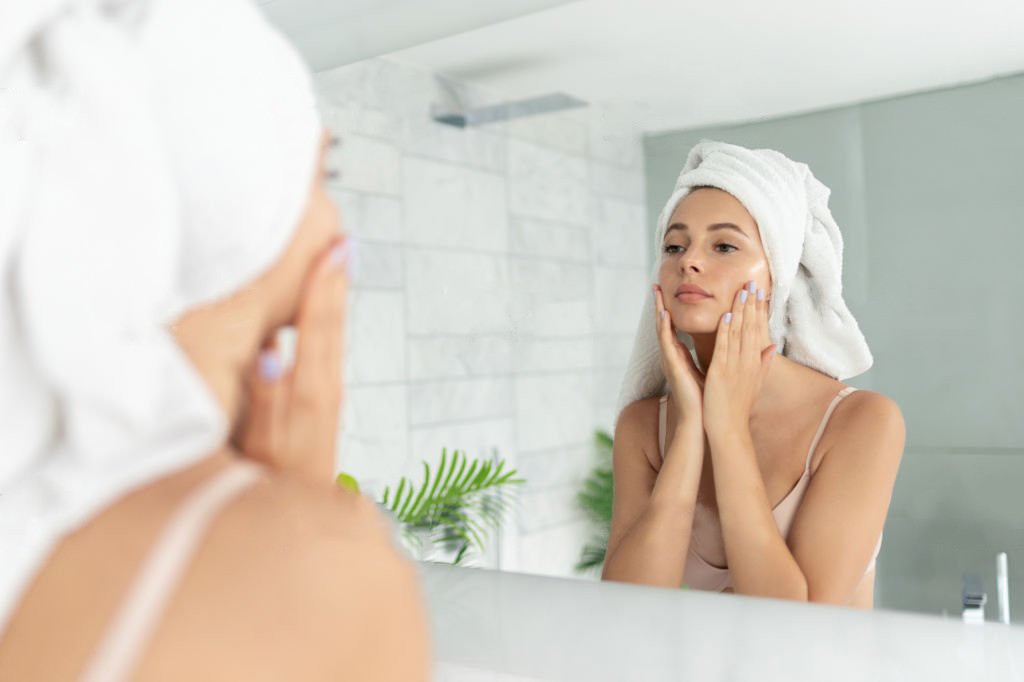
[757,288,764,301]
[740,290,748,303]
[259,349,283,381]
[330,240,350,268]
[724,312,732,324]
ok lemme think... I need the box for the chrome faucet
[962,572,987,624]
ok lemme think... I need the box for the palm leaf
[573,429,616,574]
[378,449,525,565]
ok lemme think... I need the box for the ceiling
[258,0,577,72]
[383,0,1024,134]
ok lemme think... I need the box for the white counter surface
[417,563,1024,682]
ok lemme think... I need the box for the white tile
[517,484,588,533]
[402,118,507,174]
[329,189,402,243]
[506,110,589,156]
[509,217,591,263]
[345,290,406,384]
[592,198,648,267]
[592,366,628,411]
[409,377,514,426]
[405,250,511,335]
[588,104,645,167]
[508,300,592,342]
[595,333,634,369]
[347,239,404,290]
[316,58,434,114]
[319,100,401,143]
[403,158,507,252]
[314,60,383,107]
[591,160,645,202]
[514,519,593,577]
[589,133,643,168]
[516,443,596,490]
[507,140,589,225]
[435,662,546,682]
[592,266,647,334]
[338,385,409,498]
[513,337,594,373]
[408,335,513,381]
[593,403,619,437]
[408,417,517,467]
[515,373,594,452]
[328,134,401,195]
[508,260,593,338]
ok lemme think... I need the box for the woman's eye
[716,244,737,253]
[664,244,684,254]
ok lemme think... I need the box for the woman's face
[658,187,771,334]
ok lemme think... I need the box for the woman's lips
[676,292,711,303]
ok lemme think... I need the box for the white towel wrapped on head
[616,140,872,418]
[0,0,321,633]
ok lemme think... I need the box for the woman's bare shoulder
[614,396,667,473]
[139,465,428,680]
[616,395,663,435]
[824,389,906,462]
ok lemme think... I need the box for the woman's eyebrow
[665,222,748,237]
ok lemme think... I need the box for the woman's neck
[688,332,800,419]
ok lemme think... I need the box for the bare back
[0,451,430,681]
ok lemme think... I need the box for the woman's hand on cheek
[236,235,350,482]
[702,280,777,437]
[653,284,705,419]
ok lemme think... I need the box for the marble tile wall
[315,57,648,577]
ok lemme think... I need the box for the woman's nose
[678,252,702,273]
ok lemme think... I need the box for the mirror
[265,0,1024,622]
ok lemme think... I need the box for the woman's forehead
[667,188,762,243]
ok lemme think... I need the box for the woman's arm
[601,401,705,587]
[706,426,810,599]
[708,391,905,602]
[786,391,905,603]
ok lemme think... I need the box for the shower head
[432,92,587,128]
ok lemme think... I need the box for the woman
[602,141,905,607]
[0,1,428,680]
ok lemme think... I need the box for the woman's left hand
[702,280,778,436]
[234,236,350,483]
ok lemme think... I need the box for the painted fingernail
[660,310,666,320]
[724,312,732,324]
[259,349,284,381]
[330,239,351,268]
[740,290,748,303]
[757,288,764,301]
[748,280,756,292]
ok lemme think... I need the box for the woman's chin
[669,307,721,336]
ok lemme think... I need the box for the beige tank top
[656,386,882,591]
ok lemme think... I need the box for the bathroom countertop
[416,562,1024,682]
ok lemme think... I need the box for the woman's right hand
[653,284,705,420]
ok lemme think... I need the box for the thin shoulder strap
[77,461,264,682]
[803,387,858,475]
[658,395,668,461]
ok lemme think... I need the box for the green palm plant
[340,448,524,565]
[575,430,614,574]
